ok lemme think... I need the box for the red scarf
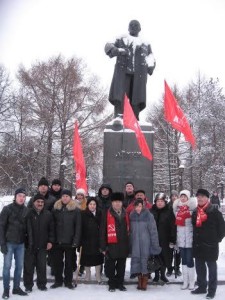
[196,201,209,227]
[175,205,191,226]
[107,210,129,244]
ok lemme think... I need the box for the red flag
[73,121,88,192]
[164,80,196,148]
[123,95,153,160]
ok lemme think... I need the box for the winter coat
[123,193,135,209]
[105,34,155,112]
[49,188,62,201]
[27,207,55,250]
[97,183,112,212]
[173,198,197,248]
[52,199,81,246]
[210,195,220,207]
[81,208,102,256]
[100,207,129,259]
[0,202,31,246]
[130,208,161,274]
[192,203,225,261]
[150,204,176,267]
[28,192,56,211]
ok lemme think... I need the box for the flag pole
[167,124,172,196]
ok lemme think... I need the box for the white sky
[0,0,225,119]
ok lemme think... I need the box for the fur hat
[61,189,72,197]
[196,189,210,198]
[33,193,45,202]
[135,189,145,196]
[111,192,124,202]
[76,188,86,196]
[51,179,61,186]
[180,190,191,200]
[38,177,49,187]
[15,188,26,197]
[154,192,167,203]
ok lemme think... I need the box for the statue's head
[128,20,141,37]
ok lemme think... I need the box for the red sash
[107,210,129,244]
[196,201,209,227]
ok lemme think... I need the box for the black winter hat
[15,188,26,197]
[111,192,124,202]
[135,189,146,195]
[51,179,62,186]
[196,189,210,198]
[33,193,45,202]
[38,177,49,187]
[61,189,72,197]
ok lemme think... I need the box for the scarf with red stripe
[196,200,210,227]
[175,205,191,226]
[107,210,129,244]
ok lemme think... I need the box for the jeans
[2,243,25,290]
[179,247,194,268]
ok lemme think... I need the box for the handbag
[147,255,162,272]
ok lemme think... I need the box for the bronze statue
[105,20,156,120]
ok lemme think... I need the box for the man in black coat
[49,179,62,201]
[51,189,81,289]
[100,192,129,292]
[123,181,135,209]
[0,188,31,298]
[191,189,225,299]
[23,194,55,292]
[96,183,112,213]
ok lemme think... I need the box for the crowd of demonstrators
[129,199,161,290]
[151,193,176,284]
[80,197,104,283]
[167,190,181,277]
[191,189,225,299]
[173,190,197,290]
[1,179,225,299]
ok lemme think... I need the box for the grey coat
[130,209,161,274]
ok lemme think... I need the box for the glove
[1,245,8,255]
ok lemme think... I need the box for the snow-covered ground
[0,196,225,299]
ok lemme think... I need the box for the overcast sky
[0,0,224,119]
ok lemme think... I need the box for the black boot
[12,287,28,296]
[153,270,160,283]
[160,267,169,283]
[2,289,9,299]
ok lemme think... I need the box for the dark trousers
[180,247,194,267]
[23,249,47,289]
[168,248,181,272]
[105,256,126,288]
[195,258,217,295]
[53,245,74,285]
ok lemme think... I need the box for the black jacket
[151,204,176,267]
[192,203,225,261]
[100,207,129,259]
[0,202,31,246]
[52,199,81,246]
[27,207,55,250]
[81,208,102,256]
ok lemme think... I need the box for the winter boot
[95,265,102,283]
[137,274,142,290]
[141,274,148,291]
[181,265,188,289]
[85,267,91,281]
[188,267,195,290]
[2,289,9,299]
[153,270,160,283]
[160,267,169,283]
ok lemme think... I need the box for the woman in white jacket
[173,190,197,290]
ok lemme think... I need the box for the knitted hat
[134,198,144,206]
[154,192,167,203]
[51,179,61,186]
[61,189,72,197]
[15,188,26,197]
[111,192,124,202]
[33,193,45,202]
[38,177,49,187]
[196,189,210,198]
[135,189,145,196]
[180,190,191,200]
[76,188,86,196]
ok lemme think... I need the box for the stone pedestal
[103,119,154,202]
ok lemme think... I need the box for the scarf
[175,205,191,226]
[196,201,210,227]
[107,210,129,244]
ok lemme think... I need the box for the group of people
[0,178,225,300]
